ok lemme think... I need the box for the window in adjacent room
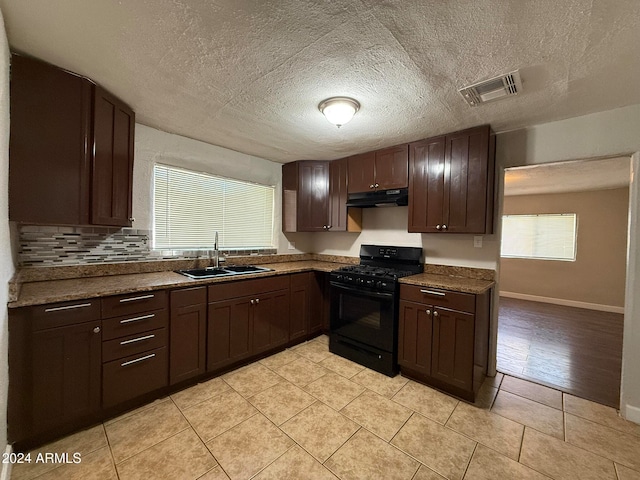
[153,164,275,250]
[500,213,577,261]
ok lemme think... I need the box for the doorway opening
[496,156,630,408]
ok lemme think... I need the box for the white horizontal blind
[154,164,274,250]
[501,213,577,261]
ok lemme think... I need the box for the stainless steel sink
[177,265,272,279]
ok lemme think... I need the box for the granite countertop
[399,273,495,294]
[9,260,343,308]
[10,258,496,308]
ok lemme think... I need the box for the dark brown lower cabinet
[289,273,311,341]
[207,276,290,372]
[8,300,102,446]
[207,296,252,371]
[398,284,490,401]
[170,287,207,385]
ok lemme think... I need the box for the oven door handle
[330,282,395,299]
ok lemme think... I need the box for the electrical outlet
[288,241,296,250]
[473,236,483,248]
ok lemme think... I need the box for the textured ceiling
[1,0,639,163]
[504,156,630,196]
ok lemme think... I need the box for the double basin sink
[177,265,273,279]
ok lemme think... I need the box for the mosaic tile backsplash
[17,226,277,267]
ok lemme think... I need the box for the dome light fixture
[318,97,360,127]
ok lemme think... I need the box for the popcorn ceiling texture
[17,226,276,267]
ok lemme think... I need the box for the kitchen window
[153,164,275,250]
[501,213,577,261]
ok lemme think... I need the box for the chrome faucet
[211,231,224,268]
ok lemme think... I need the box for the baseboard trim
[0,445,12,480]
[622,403,640,425]
[499,291,625,314]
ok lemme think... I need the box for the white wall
[132,124,314,255]
[310,207,500,269]
[496,104,640,422]
[0,7,13,454]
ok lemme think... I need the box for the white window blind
[153,164,275,250]
[501,213,577,261]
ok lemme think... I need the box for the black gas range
[329,245,422,376]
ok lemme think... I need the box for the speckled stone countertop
[9,256,495,307]
[9,260,344,308]
[399,273,494,294]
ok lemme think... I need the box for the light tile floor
[11,335,640,480]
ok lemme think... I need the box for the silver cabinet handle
[426,309,431,315]
[374,183,379,188]
[433,311,439,317]
[420,289,445,296]
[119,294,154,303]
[45,303,92,312]
[93,326,101,334]
[120,313,155,324]
[120,334,155,345]
[442,224,448,230]
[436,224,441,230]
[369,184,375,189]
[121,353,155,367]
[250,299,255,305]
[255,298,260,304]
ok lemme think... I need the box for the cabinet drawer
[28,299,101,331]
[399,285,475,313]
[208,276,289,302]
[102,308,168,340]
[102,290,167,318]
[171,286,206,306]
[102,327,167,362]
[103,346,168,407]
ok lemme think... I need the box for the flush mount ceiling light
[318,97,360,127]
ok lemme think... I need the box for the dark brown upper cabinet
[347,144,408,193]
[408,125,495,234]
[282,160,361,233]
[9,54,134,227]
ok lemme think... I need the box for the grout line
[460,442,479,479]
[517,424,526,462]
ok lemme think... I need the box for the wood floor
[496,297,624,408]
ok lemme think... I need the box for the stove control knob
[380,282,388,288]
[335,274,343,281]
[366,280,375,286]
[356,278,364,284]
[346,276,353,282]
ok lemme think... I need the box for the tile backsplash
[17,226,276,267]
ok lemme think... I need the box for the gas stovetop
[330,245,423,293]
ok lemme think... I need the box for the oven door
[330,282,396,352]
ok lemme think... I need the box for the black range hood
[345,188,408,208]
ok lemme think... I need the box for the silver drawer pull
[120,313,155,324]
[120,334,155,345]
[45,303,92,312]
[121,353,155,367]
[420,289,445,296]
[119,294,155,303]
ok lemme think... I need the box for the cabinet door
[374,145,408,190]
[253,289,290,354]
[9,54,93,225]
[289,274,310,341]
[32,321,102,432]
[444,126,491,233]
[431,308,474,391]
[328,158,348,231]
[408,136,446,232]
[398,300,432,375]
[207,297,252,371]
[297,161,329,232]
[309,272,325,335]
[170,287,207,385]
[347,151,375,193]
[92,86,135,226]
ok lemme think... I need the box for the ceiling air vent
[458,70,522,106]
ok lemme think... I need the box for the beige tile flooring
[11,335,640,480]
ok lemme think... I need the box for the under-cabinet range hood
[345,188,408,208]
